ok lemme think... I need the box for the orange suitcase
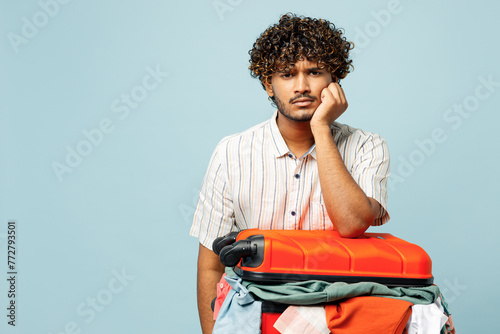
[213,229,433,287]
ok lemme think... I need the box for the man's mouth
[291,98,315,107]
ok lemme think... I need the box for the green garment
[226,267,440,306]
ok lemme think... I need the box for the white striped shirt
[190,111,390,249]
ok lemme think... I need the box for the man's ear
[262,77,274,98]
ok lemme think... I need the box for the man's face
[264,58,334,122]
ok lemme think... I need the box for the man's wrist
[310,121,332,138]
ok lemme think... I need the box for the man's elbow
[336,216,373,238]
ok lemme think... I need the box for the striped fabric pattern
[190,111,390,249]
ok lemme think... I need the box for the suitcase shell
[216,229,433,287]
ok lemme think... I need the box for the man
[190,13,390,333]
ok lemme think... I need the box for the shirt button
[295,174,300,179]
[288,154,293,158]
[291,211,296,216]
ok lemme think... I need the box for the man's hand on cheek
[310,82,348,129]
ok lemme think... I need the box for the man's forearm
[312,124,380,237]
[197,244,225,334]
[197,268,223,333]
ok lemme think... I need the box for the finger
[327,82,343,106]
[338,85,347,107]
[330,82,347,107]
[321,85,335,103]
[337,83,347,105]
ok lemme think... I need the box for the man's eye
[281,73,292,78]
[310,71,320,76]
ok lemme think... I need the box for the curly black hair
[249,13,354,88]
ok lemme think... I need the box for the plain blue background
[1,0,498,332]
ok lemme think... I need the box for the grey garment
[226,267,441,306]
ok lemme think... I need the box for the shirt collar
[269,110,317,160]
[304,144,317,160]
[269,110,289,158]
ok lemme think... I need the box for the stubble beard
[273,92,316,123]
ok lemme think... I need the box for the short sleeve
[350,132,390,226]
[189,142,236,249]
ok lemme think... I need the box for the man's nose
[294,73,310,94]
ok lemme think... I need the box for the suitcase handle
[218,235,265,267]
[212,231,240,255]
[219,240,254,267]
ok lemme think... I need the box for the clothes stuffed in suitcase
[213,229,434,333]
[261,302,288,334]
